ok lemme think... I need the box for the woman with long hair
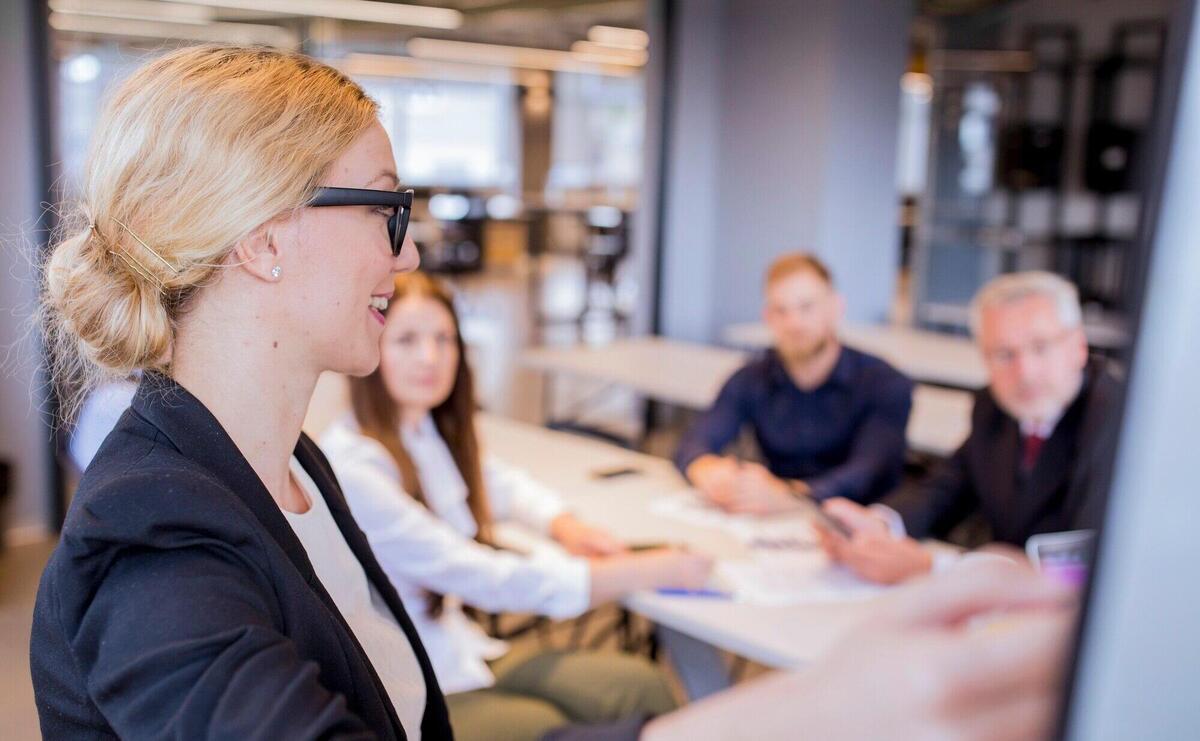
[32,45,450,739]
[321,271,712,741]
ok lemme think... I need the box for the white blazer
[320,415,590,694]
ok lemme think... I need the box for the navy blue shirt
[675,346,914,503]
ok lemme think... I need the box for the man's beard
[780,331,834,365]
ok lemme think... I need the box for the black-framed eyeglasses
[309,187,414,257]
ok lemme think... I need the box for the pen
[629,542,674,552]
[656,588,731,599]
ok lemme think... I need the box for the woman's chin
[390,382,449,410]
[336,348,382,378]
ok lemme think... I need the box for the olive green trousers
[445,649,677,741]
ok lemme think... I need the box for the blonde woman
[32,46,450,739]
[321,272,712,741]
[27,42,1078,741]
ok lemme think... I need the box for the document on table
[715,551,887,605]
[649,493,888,604]
[647,492,819,549]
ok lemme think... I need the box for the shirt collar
[826,346,856,386]
[767,345,854,391]
[1016,366,1091,439]
[400,412,438,443]
[1019,413,1061,439]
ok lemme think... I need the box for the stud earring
[270,265,282,279]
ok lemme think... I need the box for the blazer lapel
[1018,376,1094,533]
[296,435,452,739]
[131,374,410,739]
[984,415,1023,529]
[130,373,315,578]
[1026,428,1074,502]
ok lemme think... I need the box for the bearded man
[675,252,913,511]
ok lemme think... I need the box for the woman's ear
[231,223,282,283]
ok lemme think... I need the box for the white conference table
[477,412,883,671]
[521,336,973,458]
[722,321,989,390]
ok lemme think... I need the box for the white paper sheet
[647,492,819,549]
[715,551,888,605]
[648,493,889,605]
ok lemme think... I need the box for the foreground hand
[549,515,627,557]
[644,560,1077,741]
[815,498,931,584]
[802,560,1077,740]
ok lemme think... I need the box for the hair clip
[111,217,180,275]
[90,218,171,293]
[107,248,168,292]
[93,214,252,284]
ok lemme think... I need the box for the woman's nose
[393,233,419,273]
[417,337,439,363]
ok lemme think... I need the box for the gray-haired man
[818,271,1121,584]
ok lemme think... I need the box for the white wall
[0,0,53,539]
[627,0,672,336]
[1066,3,1200,733]
[658,0,911,341]
[656,0,723,341]
[819,3,914,322]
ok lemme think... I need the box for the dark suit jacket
[31,373,453,740]
[885,361,1120,545]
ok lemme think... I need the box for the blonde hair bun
[40,44,379,421]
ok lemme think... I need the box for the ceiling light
[48,12,298,48]
[50,0,214,24]
[587,25,648,49]
[338,53,516,85]
[158,0,462,29]
[406,38,641,76]
[570,40,648,66]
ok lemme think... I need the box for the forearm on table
[588,555,672,606]
[675,394,744,474]
[808,431,906,503]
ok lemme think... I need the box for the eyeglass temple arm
[310,187,413,208]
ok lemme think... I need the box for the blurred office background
[0,0,1181,734]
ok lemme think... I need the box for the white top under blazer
[320,415,590,694]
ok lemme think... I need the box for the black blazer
[30,373,453,740]
[886,361,1120,545]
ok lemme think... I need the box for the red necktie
[1022,434,1045,471]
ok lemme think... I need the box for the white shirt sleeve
[931,549,964,573]
[483,454,568,534]
[869,504,909,538]
[329,436,589,619]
